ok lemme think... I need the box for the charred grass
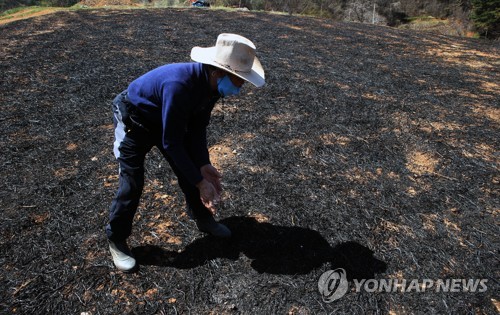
[1,8,499,314]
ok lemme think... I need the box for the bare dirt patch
[0,7,61,25]
[1,8,499,314]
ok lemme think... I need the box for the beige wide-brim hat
[191,33,265,87]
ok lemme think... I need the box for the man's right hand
[196,178,220,215]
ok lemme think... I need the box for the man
[106,33,265,272]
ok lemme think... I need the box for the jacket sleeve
[185,110,211,168]
[161,84,204,186]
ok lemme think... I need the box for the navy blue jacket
[127,63,219,186]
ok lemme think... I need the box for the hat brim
[191,46,265,88]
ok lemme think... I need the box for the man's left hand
[200,164,222,195]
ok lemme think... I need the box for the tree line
[1,0,498,38]
[213,0,498,38]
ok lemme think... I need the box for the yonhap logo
[318,268,489,303]
[318,268,349,302]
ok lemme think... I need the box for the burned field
[1,8,499,314]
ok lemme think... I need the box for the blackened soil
[1,8,499,314]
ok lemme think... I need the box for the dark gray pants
[106,92,212,242]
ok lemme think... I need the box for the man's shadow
[132,216,387,280]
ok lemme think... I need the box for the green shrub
[470,0,500,38]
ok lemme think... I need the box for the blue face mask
[217,75,241,98]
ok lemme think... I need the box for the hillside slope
[1,8,499,314]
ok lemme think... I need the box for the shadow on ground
[133,216,387,279]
